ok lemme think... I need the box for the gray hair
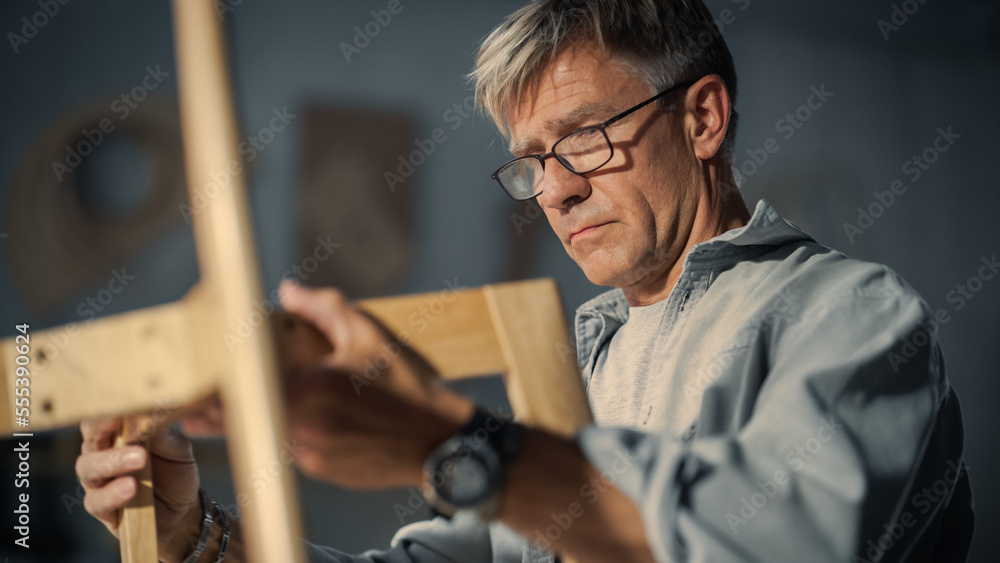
[471,0,739,163]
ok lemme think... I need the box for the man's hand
[278,281,474,489]
[278,283,653,562]
[179,392,226,436]
[76,418,204,562]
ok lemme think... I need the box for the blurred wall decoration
[4,98,185,317]
[298,105,415,296]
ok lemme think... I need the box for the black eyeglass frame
[491,79,697,201]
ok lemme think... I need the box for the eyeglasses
[491,80,696,201]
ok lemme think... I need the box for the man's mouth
[569,222,611,243]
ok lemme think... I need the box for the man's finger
[76,446,147,489]
[81,418,123,454]
[279,281,351,341]
[181,393,226,436]
[82,476,135,532]
[279,281,366,368]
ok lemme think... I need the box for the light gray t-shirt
[589,296,703,439]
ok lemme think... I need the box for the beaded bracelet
[182,490,230,563]
[211,496,230,563]
[182,490,214,563]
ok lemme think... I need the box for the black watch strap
[423,406,525,520]
[460,407,524,466]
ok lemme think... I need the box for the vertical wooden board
[483,279,593,437]
[116,416,158,563]
[171,1,305,561]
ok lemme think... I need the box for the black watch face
[438,450,494,507]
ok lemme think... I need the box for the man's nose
[536,160,591,209]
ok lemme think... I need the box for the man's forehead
[507,100,618,155]
[505,48,634,154]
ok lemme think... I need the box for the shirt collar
[685,199,814,266]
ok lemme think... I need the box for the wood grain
[171,0,306,560]
[115,416,158,563]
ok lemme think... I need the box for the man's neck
[622,170,750,307]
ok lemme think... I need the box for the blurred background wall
[0,0,997,561]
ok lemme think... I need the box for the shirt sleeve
[302,512,495,563]
[578,269,971,562]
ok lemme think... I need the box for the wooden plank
[484,280,591,563]
[0,280,585,434]
[173,0,304,563]
[116,416,158,563]
[0,298,216,434]
[0,342,14,432]
[484,279,593,437]
[0,285,508,435]
[359,287,506,380]
[171,0,305,561]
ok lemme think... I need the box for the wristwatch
[421,407,524,521]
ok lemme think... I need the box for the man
[76,1,974,562]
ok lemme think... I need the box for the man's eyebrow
[547,101,617,133]
[508,101,618,156]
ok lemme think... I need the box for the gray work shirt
[305,200,974,562]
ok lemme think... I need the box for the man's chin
[568,244,643,286]
[576,260,633,289]
[574,251,662,291]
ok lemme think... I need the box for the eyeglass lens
[499,127,612,199]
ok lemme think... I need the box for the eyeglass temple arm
[602,80,696,128]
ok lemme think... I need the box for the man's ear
[685,75,731,161]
